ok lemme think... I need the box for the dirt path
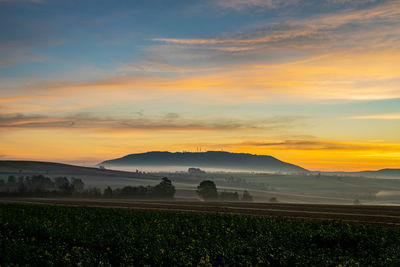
[2,198,400,228]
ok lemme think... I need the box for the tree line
[0,175,175,199]
[102,177,175,199]
[1,176,252,201]
[0,175,85,197]
[197,180,253,201]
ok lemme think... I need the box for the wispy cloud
[348,113,400,120]
[209,139,400,156]
[0,94,55,104]
[153,0,400,58]
[0,38,61,69]
[130,0,400,105]
[212,0,381,11]
[3,48,399,105]
[0,0,44,3]
[0,51,44,68]
[0,113,306,132]
[117,56,224,74]
[238,140,372,151]
[212,0,299,11]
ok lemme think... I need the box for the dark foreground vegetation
[1,203,399,266]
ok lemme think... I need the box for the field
[1,202,399,266]
[159,171,400,204]
[2,198,400,228]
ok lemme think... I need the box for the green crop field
[1,203,399,266]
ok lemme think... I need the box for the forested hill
[100,151,308,173]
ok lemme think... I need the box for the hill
[357,169,400,179]
[319,168,400,179]
[100,151,308,173]
[0,160,158,179]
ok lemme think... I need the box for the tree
[71,178,85,192]
[152,177,175,199]
[17,177,27,194]
[242,190,253,202]
[119,186,148,198]
[54,177,73,194]
[7,175,16,185]
[103,186,113,197]
[26,175,54,191]
[196,180,218,201]
[82,187,101,198]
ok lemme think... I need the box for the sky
[0,0,399,171]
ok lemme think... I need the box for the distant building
[188,167,206,174]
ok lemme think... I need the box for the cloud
[0,113,73,128]
[212,0,299,11]
[0,52,44,68]
[117,56,224,74]
[0,94,55,104]
[153,0,400,56]
[163,112,180,120]
[0,41,46,68]
[239,140,372,150]
[0,113,305,132]
[212,0,380,11]
[1,0,398,104]
[329,0,379,5]
[3,48,400,105]
[0,0,44,3]
[348,113,400,120]
[0,12,62,68]
[213,139,400,154]
[138,1,400,106]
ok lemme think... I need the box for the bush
[269,197,278,203]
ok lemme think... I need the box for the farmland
[2,198,400,228]
[1,202,400,266]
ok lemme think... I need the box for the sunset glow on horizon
[1,0,400,171]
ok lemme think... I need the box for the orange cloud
[0,94,55,103]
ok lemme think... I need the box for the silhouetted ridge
[100,151,308,173]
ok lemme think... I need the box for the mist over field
[103,165,251,173]
[1,154,400,205]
